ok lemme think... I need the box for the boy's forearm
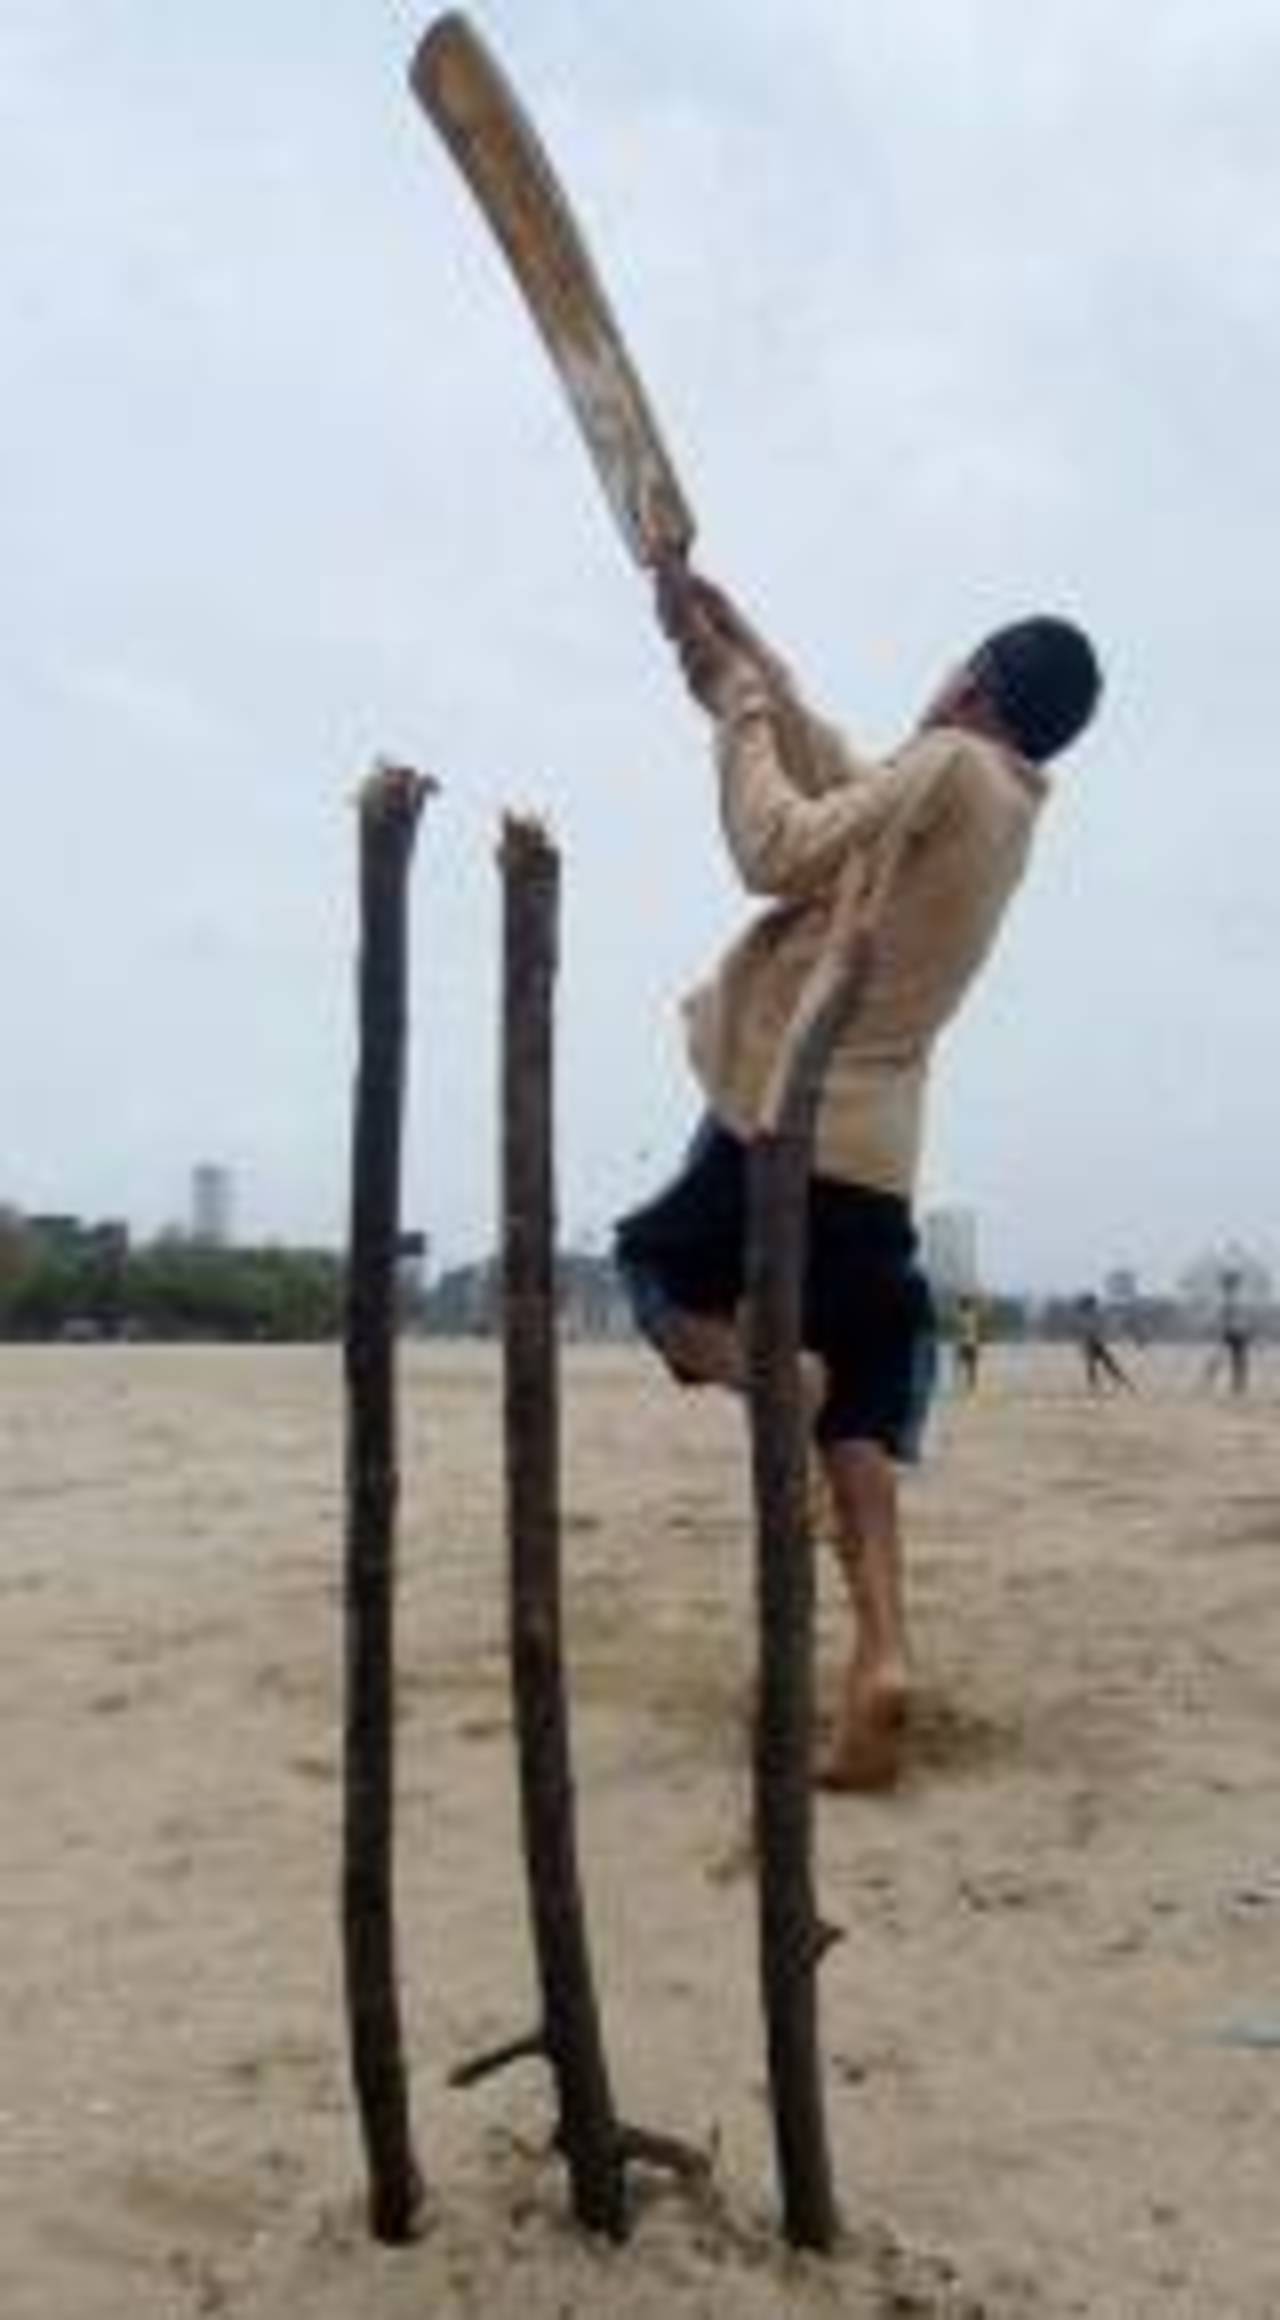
[717,615,854,801]
[714,696,900,897]
[659,562,868,801]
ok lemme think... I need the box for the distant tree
[0,1228,343,1343]
[0,1209,32,1315]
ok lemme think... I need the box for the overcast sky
[4,1,1278,1290]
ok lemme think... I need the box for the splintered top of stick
[499,811,558,876]
[358,760,440,828]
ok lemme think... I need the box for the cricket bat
[409,12,695,570]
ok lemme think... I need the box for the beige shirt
[682,680,1048,1196]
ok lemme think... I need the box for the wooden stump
[746,833,898,2251]
[341,760,434,2244]
[500,814,628,2240]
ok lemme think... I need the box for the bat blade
[410,12,695,569]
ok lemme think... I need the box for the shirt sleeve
[733,647,869,800]
[714,692,959,899]
[767,691,871,799]
[697,606,861,800]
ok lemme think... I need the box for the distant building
[1179,1245,1273,1324]
[396,1229,429,1292]
[1104,1268,1141,1334]
[395,1230,430,1326]
[420,1250,635,1341]
[559,1250,635,1340]
[423,1257,500,1337]
[27,1213,128,1259]
[922,1207,979,1296]
[21,1213,130,1338]
[27,1213,82,1250]
[191,1164,234,1248]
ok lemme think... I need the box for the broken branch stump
[746,782,940,2249]
[745,856,889,2252]
[499,814,628,2241]
[341,760,434,2245]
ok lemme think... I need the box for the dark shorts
[614,1119,938,1461]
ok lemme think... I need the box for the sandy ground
[2,1340,1279,2319]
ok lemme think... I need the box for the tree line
[0,1220,345,1343]
[1,1215,1265,1348]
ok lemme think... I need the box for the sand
[2,1340,1278,2318]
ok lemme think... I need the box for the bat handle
[652,531,691,569]
[651,543,697,642]
[637,466,695,574]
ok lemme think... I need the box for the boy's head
[927,616,1103,762]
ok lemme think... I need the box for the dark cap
[972,617,1102,762]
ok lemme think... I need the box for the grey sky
[3,1,1278,1289]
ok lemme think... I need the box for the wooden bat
[409,12,695,569]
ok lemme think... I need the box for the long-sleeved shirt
[681,673,1048,1197]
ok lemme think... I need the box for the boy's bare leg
[648,1307,828,1411]
[647,1307,745,1390]
[816,1438,910,1791]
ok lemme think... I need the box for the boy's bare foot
[815,1667,910,1793]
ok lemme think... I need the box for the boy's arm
[656,563,873,799]
[683,579,868,798]
[658,561,954,898]
[716,685,954,899]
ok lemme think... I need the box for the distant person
[953,1294,984,1392]
[1073,1293,1136,1393]
[1207,1267,1254,1396]
[615,564,1103,1789]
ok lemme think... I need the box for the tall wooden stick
[342,760,434,2245]
[500,814,628,2241]
[747,803,927,2252]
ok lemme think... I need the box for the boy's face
[918,663,966,728]
[918,660,988,734]
[919,657,1017,751]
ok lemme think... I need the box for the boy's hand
[654,561,768,720]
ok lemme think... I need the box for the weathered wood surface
[500,814,628,2239]
[342,761,434,2244]
[747,808,923,2250]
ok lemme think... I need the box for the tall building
[191,1164,234,1248]
[921,1206,979,1296]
